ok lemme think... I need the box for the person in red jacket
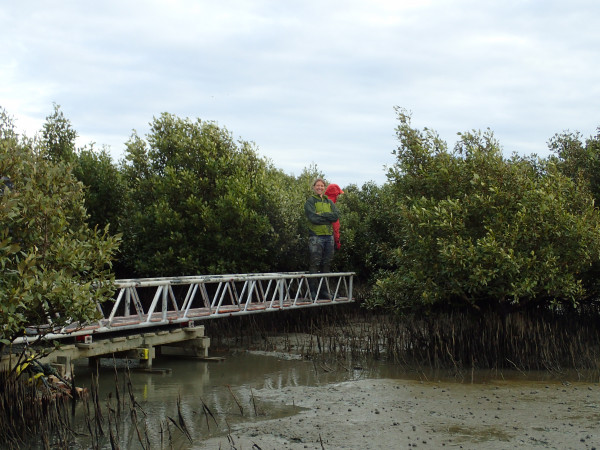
[325,183,344,250]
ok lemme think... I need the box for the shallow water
[67,351,354,448]
[62,350,599,449]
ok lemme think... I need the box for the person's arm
[320,200,339,222]
[305,197,335,224]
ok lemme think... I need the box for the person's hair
[312,177,326,186]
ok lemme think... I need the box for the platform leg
[138,345,155,369]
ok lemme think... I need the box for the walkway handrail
[113,272,355,287]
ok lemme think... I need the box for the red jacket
[325,184,344,250]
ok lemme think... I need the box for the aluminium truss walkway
[16,271,355,343]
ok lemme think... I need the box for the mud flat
[199,376,599,449]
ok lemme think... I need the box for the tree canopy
[0,108,120,346]
[368,108,600,314]
[119,113,293,275]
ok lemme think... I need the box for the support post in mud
[136,345,155,369]
[54,355,71,379]
[88,356,100,370]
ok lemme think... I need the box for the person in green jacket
[304,177,339,299]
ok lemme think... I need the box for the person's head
[312,178,326,196]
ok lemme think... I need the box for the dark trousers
[308,235,334,297]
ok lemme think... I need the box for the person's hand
[335,241,341,250]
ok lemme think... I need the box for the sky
[1,0,599,188]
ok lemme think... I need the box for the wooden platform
[1,326,210,378]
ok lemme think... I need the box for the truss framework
[16,272,355,343]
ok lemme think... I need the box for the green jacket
[304,194,339,236]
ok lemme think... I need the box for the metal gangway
[16,272,355,343]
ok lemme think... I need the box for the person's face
[313,181,325,196]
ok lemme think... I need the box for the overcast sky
[1,1,599,187]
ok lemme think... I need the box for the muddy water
[70,351,356,448]
[67,352,346,448]
[68,351,599,449]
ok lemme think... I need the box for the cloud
[1,0,599,187]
